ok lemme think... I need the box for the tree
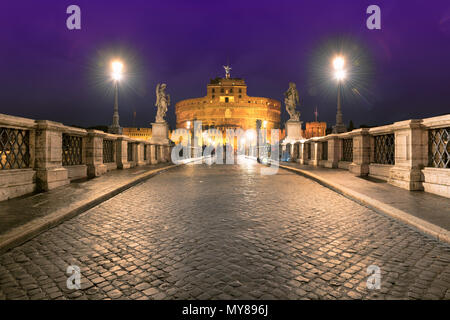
[348,120,355,131]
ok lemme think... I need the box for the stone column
[86,130,107,178]
[349,128,371,176]
[299,142,308,165]
[144,143,151,164]
[285,143,291,161]
[116,136,131,169]
[324,135,341,168]
[34,120,70,191]
[165,145,173,163]
[136,142,146,166]
[291,143,299,162]
[157,145,166,163]
[310,141,321,166]
[150,145,158,164]
[388,120,426,190]
[132,142,138,168]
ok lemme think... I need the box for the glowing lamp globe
[333,56,345,70]
[335,69,346,81]
[111,61,124,81]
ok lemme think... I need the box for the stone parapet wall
[0,113,173,201]
[287,114,450,198]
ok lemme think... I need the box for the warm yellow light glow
[246,131,255,141]
[263,120,268,128]
[333,56,345,70]
[186,121,191,129]
[112,73,122,81]
[335,69,346,81]
[111,60,123,81]
[112,61,123,73]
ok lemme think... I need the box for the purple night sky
[1,0,449,129]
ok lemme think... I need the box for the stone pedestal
[86,130,107,178]
[388,120,426,190]
[348,129,370,176]
[150,122,170,145]
[35,120,70,191]
[108,125,122,135]
[150,122,171,163]
[332,123,347,134]
[285,120,303,141]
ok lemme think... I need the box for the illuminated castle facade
[175,73,281,131]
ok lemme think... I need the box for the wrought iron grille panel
[306,143,311,160]
[0,127,30,170]
[144,145,148,161]
[103,139,114,163]
[428,127,449,168]
[62,134,82,166]
[127,143,133,162]
[374,134,395,165]
[322,141,328,160]
[342,139,353,162]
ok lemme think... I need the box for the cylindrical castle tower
[175,76,281,131]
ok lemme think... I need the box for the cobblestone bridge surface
[1,162,449,300]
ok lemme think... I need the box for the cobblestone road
[1,162,450,300]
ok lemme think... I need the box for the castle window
[239,88,242,93]
[230,88,233,93]
[212,88,215,93]
[221,88,224,93]
[225,97,229,103]
[239,95,242,98]
[212,95,215,99]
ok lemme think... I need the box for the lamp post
[256,119,262,163]
[109,60,124,135]
[263,120,268,158]
[332,56,347,134]
[186,121,191,158]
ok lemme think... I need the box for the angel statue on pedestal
[284,82,301,121]
[155,83,170,123]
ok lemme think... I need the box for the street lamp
[332,56,347,134]
[262,120,268,156]
[186,121,192,158]
[256,119,262,163]
[111,61,123,81]
[109,60,124,134]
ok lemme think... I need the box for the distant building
[303,121,327,139]
[124,69,282,146]
[122,127,152,141]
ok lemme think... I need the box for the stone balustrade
[284,114,450,198]
[0,113,173,201]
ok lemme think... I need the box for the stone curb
[0,163,181,254]
[279,164,450,245]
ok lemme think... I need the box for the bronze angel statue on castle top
[155,83,170,123]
